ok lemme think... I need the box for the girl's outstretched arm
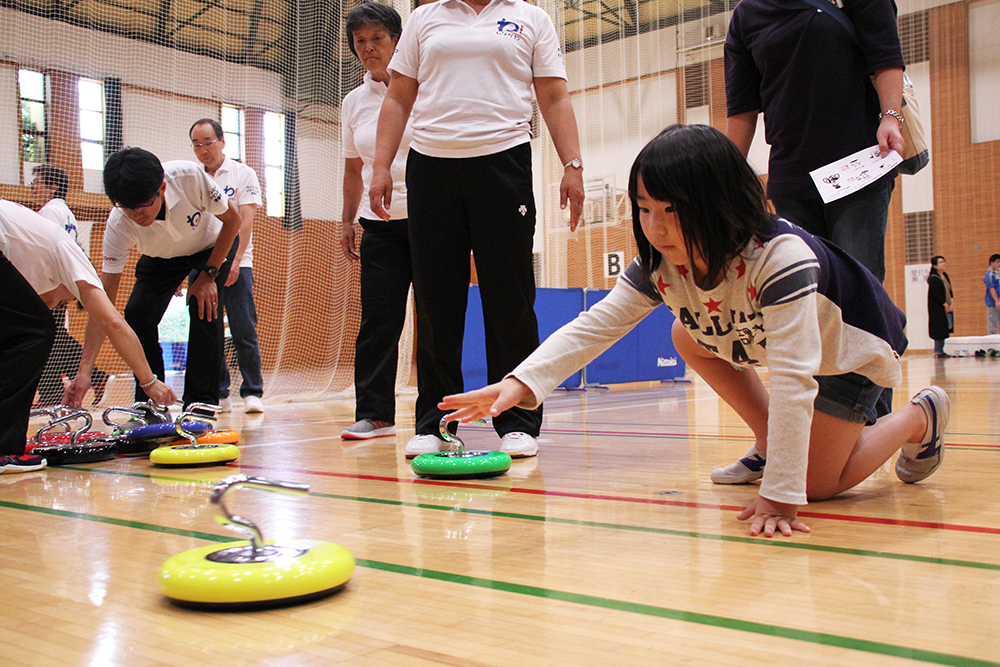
[439,378,533,423]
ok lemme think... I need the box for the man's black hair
[190,118,224,140]
[103,147,164,209]
[32,163,69,200]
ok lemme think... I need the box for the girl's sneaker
[710,445,766,484]
[896,386,949,483]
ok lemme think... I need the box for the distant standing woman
[339,2,413,440]
[927,255,954,357]
[369,0,586,458]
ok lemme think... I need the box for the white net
[2,0,998,406]
[1,0,418,405]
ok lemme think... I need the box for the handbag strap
[799,0,862,48]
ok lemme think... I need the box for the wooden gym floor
[1,353,998,666]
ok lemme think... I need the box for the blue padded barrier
[462,286,585,391]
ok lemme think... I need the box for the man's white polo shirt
[207,157,262,269]
[101,161,229,274]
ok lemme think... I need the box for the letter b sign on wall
[605,251,625,279]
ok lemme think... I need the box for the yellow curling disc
[159,539,355,608]
[165,430,241,447]
[150,443,240,467]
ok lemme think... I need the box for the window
[19,68,48,166]
[78,78,105,170]
[263,111,285,217]
[221,104,244,162]
[904,211,935,265]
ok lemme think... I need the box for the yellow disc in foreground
[150,443,240,466]
[159,539,355,609]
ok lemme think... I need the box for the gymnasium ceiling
[2,0,730,70]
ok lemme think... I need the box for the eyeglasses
[191,139,220,149]
[114,194,159,212]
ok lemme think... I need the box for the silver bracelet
[879,109,904,124]
[139,377,158,389]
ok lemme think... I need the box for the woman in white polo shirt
[339,2,413,442]
[370,0,585,459]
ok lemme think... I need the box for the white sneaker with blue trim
[896,386,949,483]
[711,445,766,484]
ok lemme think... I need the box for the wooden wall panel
[927,2,1000,337]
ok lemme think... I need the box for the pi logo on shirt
[224,186,236,197]
[497,19,523,40]
[187,211,202,228]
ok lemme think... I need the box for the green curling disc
[150,443,240,467]
[411,450,512,479]
[159,539,355,609]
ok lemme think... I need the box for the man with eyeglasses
[189,119,265,414]
[62,147,242,411]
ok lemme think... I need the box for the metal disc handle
[438,415,465,453]
[174,403,221,445]
[210,474,310,554]
[102,406,148,435]
[35,408,93,445]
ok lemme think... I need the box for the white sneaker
[711,445,766,484]
[218,397,233,413]
[405,434,449,458]
[244,396,265,414]
[499,432,538,458]
[896,386,949,483]
[341,419,396,440]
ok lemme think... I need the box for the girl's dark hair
[931,255,945,268]
[628,124,771,289]
[345,2,402,60]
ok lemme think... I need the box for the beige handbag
[896,72,929,175]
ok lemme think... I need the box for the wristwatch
[202,265,221,279]
[564,158,583,170]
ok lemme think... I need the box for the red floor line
[233,464,1000,535]
[460,425,999,449]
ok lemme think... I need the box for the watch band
[879,109,904,124]
[564,158,583,170]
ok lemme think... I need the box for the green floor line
[358,560,1000,667]
[0,499,995,667]
[58,466,1000,572]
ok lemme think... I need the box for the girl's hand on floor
[738,495,810,538]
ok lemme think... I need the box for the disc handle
[438,415,465,453]
[210,474,310,554]
[35,408,92,445]
[102,406,150,436]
